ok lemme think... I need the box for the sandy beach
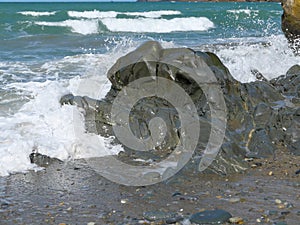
[0,148,299,225]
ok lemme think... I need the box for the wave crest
[18,11,57,17]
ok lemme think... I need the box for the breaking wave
[18,11,57,17]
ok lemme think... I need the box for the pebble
[268,171,273,176]
[274,222,288,225]
[87,222,96,225]
[143,211,177,221]
[189,209,232,224]
[120,199,128,204]
[228,197,241,203]
[268,210,278,216]
[229,216,244,224]
[275,199,282,204]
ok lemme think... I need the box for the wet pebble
[229,216,244,224]
[268,210,278,216]
[165,216,184,224]
[228,197,241,203]
[0,199,11,209]
[143,211,177,221]
[189,209,232,224]
[274,222,288,225]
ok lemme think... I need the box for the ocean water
[0,2,299,176]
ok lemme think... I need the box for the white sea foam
[101,17,214,33]
[18,11,57,17]
[0,39,143,176]
[35,20,99,35]
[123,10,181,18]
[34,17,213,34]
[68,10,181,19]
[216,35,300,83]
[68,10,118,19]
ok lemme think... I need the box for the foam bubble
[35,20,99,35]
[18,11,57,17]
[101,17,214,33]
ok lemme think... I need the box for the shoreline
[1,148,299,224]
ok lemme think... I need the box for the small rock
[285,202,294,208]
[275,222,288,225]
[143,211,177,221]
[275,199,282,204]
[228,197,241,203]
[87,222,96,225]
[229,216,244,224]
[172,191,182,197]
[281,211,290,216]
[190,209,232,224]
[120,199,128,204]
[296,169,300,174]
[268,171,273,176]
[268,210,278,216]
[165,216,184,224]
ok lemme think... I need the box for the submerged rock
[29,152,62,167]
[60,41,300,175]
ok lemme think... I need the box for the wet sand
[0,148,299,225]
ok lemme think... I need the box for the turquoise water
[0,2,299,176]
[0,2,282,62]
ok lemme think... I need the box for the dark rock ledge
[57,41,300,176]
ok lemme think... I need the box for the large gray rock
[60,41,300,175]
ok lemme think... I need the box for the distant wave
[18,11,57,17]
[101,17,214,33]
[120,10,181,18]
[34,17,214,34]
[227,9,259,16]
[35,20,99,35]
[68,10,181,19]
[68,10,118,19]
